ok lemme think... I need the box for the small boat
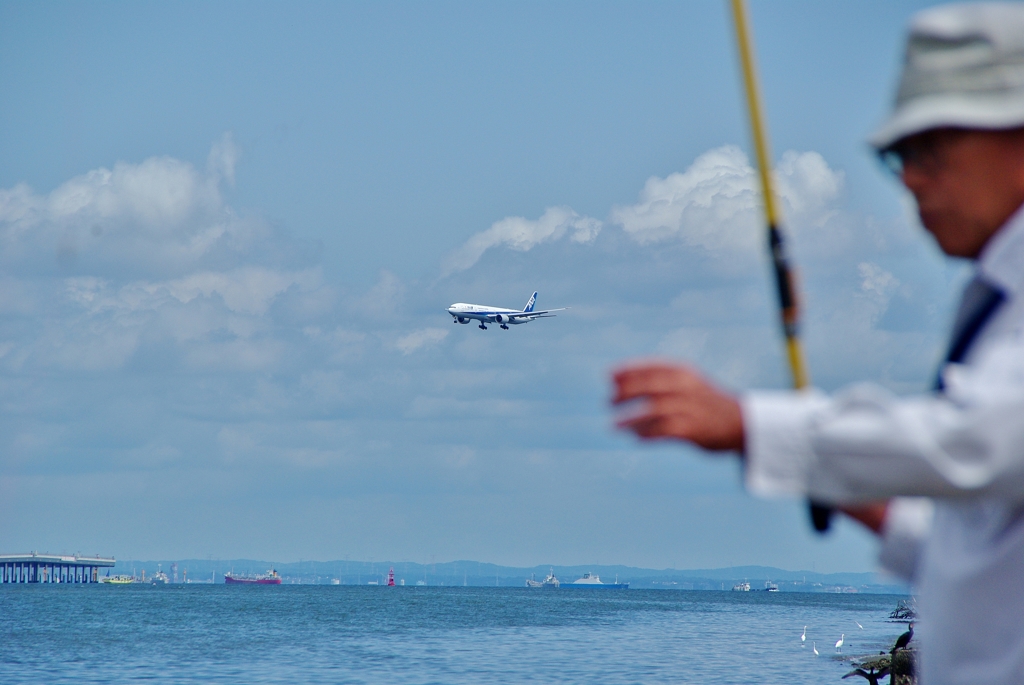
[224,569,282,585]
[527,568,561,588]
[562,572,628,589]
[101,574,135,585]
[732,582,751,592]
[764,581,779,592]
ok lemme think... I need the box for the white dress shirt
[742,205,1024,685]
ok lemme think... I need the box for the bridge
[1,553,116,583]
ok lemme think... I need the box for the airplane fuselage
[447,303,532,328]
[447,292,564,330]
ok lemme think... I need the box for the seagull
[813,641,819,656]
[856,621,864,630]
[836,634,845,653]
[801,626,807,645]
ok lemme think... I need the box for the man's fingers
[612,364,700,403]
[617,413,674,439]
[616,399,697,440]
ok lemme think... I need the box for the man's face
[892,127,1024,258]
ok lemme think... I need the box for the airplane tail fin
[524,292,538,312]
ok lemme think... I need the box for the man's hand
[839,502,889,536]
[611,362,745,453]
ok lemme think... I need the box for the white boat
[564,572,628,589]
[732,582,751,591]
[150,564,169,584]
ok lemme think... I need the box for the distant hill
[111,558,908,594]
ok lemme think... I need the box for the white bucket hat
[870,2,1024,150]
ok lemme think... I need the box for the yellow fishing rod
[729,0,832,532]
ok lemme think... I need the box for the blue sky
[0,0,962,573]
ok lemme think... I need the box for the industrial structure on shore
[1,553,115,583]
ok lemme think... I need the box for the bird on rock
[842,666,890,685]
[891,622,914,655]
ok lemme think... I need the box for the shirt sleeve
[741,337,1024,504]
[877,497,934,582]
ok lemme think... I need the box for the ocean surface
[0,585,909,684]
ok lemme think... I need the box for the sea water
[0,585,908,684]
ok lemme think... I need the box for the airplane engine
[457,316,471,324]
[495,314,510,324]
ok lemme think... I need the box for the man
[612,4,1024,684]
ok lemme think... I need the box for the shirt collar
[978,202,1024,297]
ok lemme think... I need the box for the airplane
[447,292,567,330]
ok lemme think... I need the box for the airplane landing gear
[479,324,487,330]
[500,324,509,330]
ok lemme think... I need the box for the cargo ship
[561,572,628,589]
[224,569,282,585]
[526,568,561,588]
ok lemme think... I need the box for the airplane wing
[504,307,567,319]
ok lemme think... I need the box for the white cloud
[352,270,405,317]
[858,262,900,302]
[855,261,901,326]
[64,267,319,318]
[610,146,844,250]
[0,136,265,276]
[183,337,287,371]
[0,138,336,375]
[442,206,601,275]
[207,132,239,186]
[162,267,317,316]
[395,327,449,355]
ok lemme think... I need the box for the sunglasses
[877,128,972,177]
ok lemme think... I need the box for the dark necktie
[935,276,1006,391]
